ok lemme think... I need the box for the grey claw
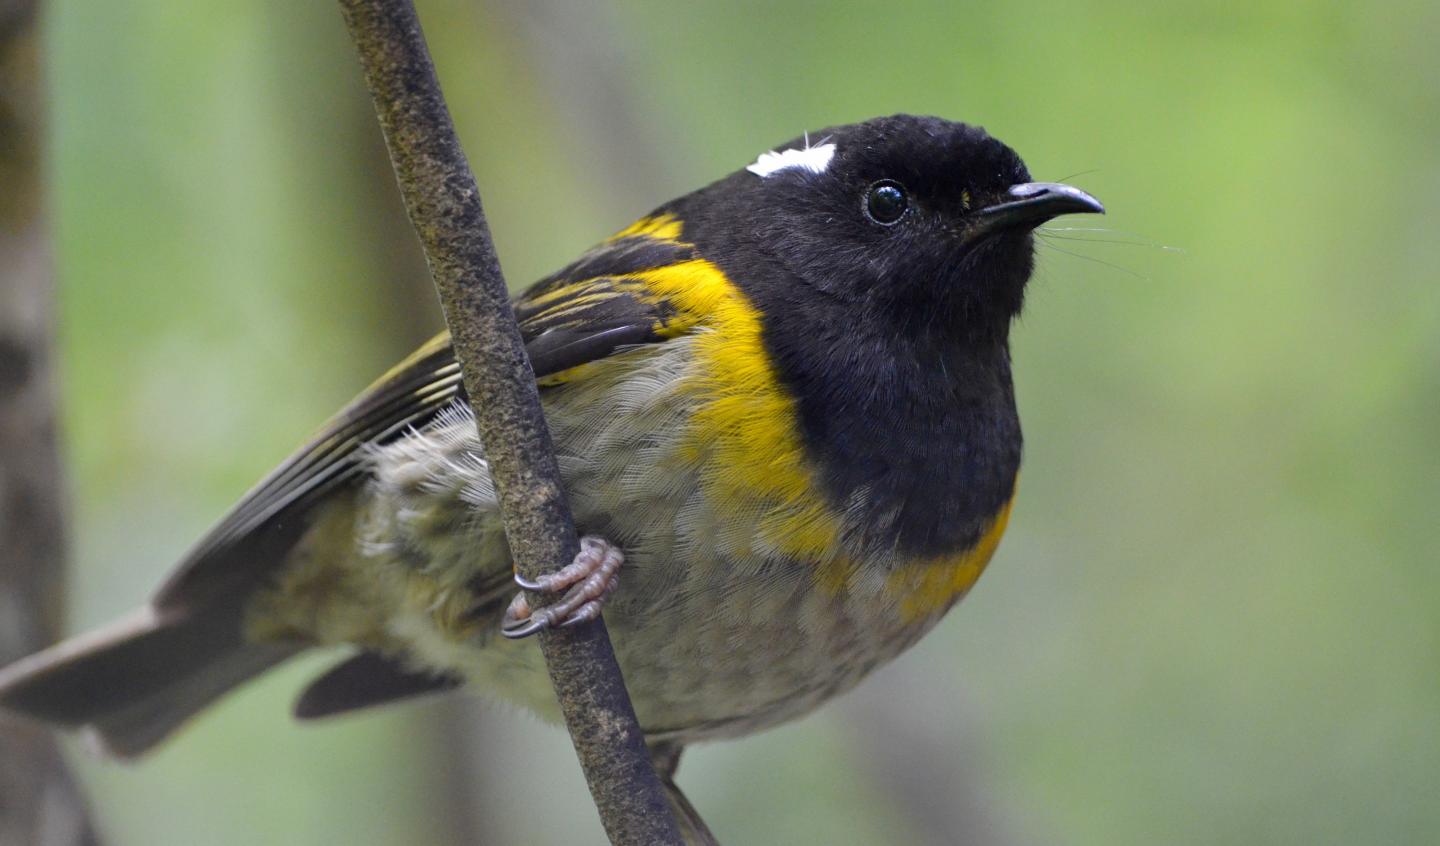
[513,571,545,592]
[497,535,622,639]
[559,601,603,628]
[501,612,551,639]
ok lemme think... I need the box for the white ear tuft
[746,140,836,178]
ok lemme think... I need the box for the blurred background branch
[0,2,100,844]
[486,0,675,217]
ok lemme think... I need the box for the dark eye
[864,180,909,225]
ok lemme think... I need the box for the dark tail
[0,604,302,758]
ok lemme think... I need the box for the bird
[0,113,1101,832]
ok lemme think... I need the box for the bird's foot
[500,536,623,639]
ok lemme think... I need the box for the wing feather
[155,224,697,611]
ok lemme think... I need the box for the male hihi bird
[0,113,1100,807]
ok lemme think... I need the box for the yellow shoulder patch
[609,213,684,243]
[884,491,1016,622]
[630,254,849,566]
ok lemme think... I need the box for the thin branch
[332,2,682,843]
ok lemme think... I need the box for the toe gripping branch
[501,536,623,639]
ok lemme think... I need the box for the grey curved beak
[970,182,1105,237]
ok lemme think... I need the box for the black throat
[765,311,1021,559]
[702,261,1023,559]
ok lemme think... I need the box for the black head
[660,116,1104,557]
[673,114,1102,343]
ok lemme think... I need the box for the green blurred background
[41,0,1439,843]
